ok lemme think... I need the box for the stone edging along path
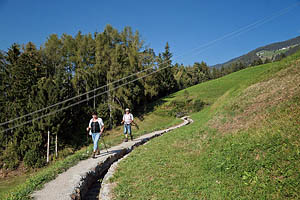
[31,116,193,200]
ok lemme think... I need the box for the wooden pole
[47,130,50,163]
[93,90,96,109]
[85,80,89,106]
[55,134,58,158]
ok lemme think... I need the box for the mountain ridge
[212,35,300,68]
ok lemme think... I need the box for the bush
[24,150,45,168]
[169,98,205,114]
[169,99,186,109]
[58,147,74,159]
[1,143,20,170]
[155,109,174,117]
[192,99,205,112]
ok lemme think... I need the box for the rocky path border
[31,116,192,200]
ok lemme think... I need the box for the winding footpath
[31,116,193,200]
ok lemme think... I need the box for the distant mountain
[212,35,300,68]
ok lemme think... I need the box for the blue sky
[0,0,300,66]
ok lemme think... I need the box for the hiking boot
[124,138,128,142]
[130,135,133,141]
[92,152,96,159]
[96,149,100,155]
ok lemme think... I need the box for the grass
[0,174,29,199]
[110,51,300,199]
[0,106,181,199]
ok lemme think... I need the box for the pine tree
[43,34,63,77]
[157,42,177,95]
[0,51,7,153]
[142,48,160,100]
[211,67,221,79]
[0,43,44,168]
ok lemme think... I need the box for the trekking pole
[132,121,139,130]
[101,132,109,153]
[86,130,89,154]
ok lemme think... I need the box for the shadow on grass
[134,94,176,121]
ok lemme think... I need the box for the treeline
[0,25,266,170]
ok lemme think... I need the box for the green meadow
[111,51,300,199]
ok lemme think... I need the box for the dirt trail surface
[31,116,192,200]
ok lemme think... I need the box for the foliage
[192,99,205,112]
[174,61,212,89]
[0,142,20,170]
[24,149,45,168]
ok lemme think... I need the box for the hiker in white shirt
[121,108,134,142]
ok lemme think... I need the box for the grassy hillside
[213,35,300,68]
[111,51,300,199]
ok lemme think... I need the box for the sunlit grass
[111,51,300,199]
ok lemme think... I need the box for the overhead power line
[175,2,300,61]
[0,65,169,133]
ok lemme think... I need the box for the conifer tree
[142,48,160,101]
[157,42,177,95]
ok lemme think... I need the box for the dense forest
[0,25,285,170]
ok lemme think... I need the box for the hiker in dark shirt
[86,111,104,158]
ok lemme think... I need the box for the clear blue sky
[0,0,300,66]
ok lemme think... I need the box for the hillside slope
[213,35,300,68]
[110,50,300,199]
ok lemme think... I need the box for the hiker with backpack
[121,108,134,142]
[86,111,104,158]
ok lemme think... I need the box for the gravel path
[31,117,192,200]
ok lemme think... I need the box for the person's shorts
[123,124,132,134]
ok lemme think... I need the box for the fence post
[47,130,50,163]
[55,134,58,158]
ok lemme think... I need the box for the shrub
[58,147,74,159]
[169,99,186,109]
[155,109,174,117]
[1,143,20,170]
[192,99,205,112]
[24,149,45,168]
[168,98,205,115]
